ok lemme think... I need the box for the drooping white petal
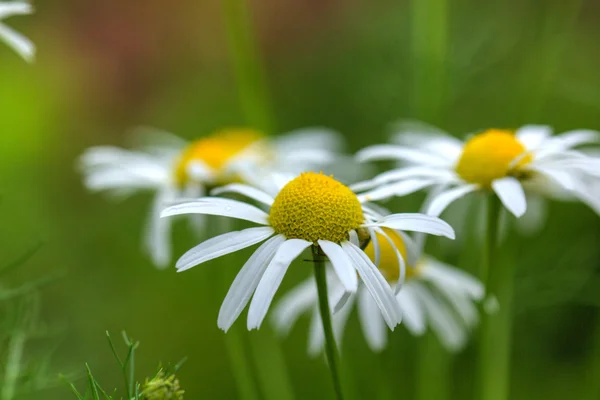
[187,160,215,183]
[420,259,485,300]
[211,183,275,206]
[397,230,420,267]
[161,197,270,225]
[307,306,325,357]
[247,239,312,330]
[367,214,455,239]
[396,285,426,335]
[372,227,406,293]
[218,235,286,332]
[411,282,467,352]
[357,289,388,351]
[426,184,479,217]
[356,145,452,167]
[530,166,577,191]
[176,227,275,272]
[348,230,359,247]
[515,125,552,151]
[271,277,317,336]
[358,179,439,202]
[0,2,33,18]
[341,242,402,329]
[492,177,527,217]
[318,240,358,293]
[144,188,175,269]
[433,284,480,328]
[274,127,344,154]
[0,23,34,62]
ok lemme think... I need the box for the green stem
[417,333,451,400]
[313,247,344,400]
[479,193,515,400]
[224,329,260,400]
[222,0,274,133]
[1,330,26,400]
[582,313,600,400]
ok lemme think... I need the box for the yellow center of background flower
[364,228,419,282]
[269,172,364,243]
[174,128,264,186]
[455,129,532,187]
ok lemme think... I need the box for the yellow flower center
[455,129,532,187]
[364,228,419,282]
[269,172,365,243]
[174,128,264,186]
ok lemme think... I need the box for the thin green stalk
[478,193,514,400]
[480,194,501,286]
[313,247,344,400]
[1,330,26,400]
[417,333,451,400]
[222,0,274,133]
[582,313,600,400]
[249,331,295,400]
[410,0,449,122]
[224,329,260,400]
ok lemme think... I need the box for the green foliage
[65,332,185,400]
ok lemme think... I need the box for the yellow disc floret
[455,129,532,187]
[364,228,419,282]
[174,128,264,186]
[269,172,365,243]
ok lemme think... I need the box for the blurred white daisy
[272,227,483,354]
[161,172,455,332]
[79,127,344,268]
[0,1,35,62]
[355,125,600,218]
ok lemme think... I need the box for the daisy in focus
[272,227,484,354]
[0,1,35,62]
[79,127,343,268]
[354,125,600,218]
[160,172,456,332]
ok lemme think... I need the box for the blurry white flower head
[354,124,600,220]
[79,127,345,268]
[0,1,35,62]
[160,172,455,332]
[272,227,483,354]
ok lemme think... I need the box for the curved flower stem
[313,247,344,400]
[479,193,515,400]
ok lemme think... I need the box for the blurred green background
[1,0,600,398]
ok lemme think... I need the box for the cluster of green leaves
[65,331,186,400]
[0,243,62,400]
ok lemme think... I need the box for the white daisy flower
[354,125,600,218]
[79,127,344,268]
[272,227,483,354]
[160,172,455,332]
[0,1,35,62]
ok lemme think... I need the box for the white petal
[247,239,312,330]
[218,235,286,331]
[551,129,600,149]
[531,166,576,191]
[396,285,426,335]
[515,125,552,151]
[356,145,452,167]
[318,240,358,293]
[492,177,527,217]
[271,277,317,336]
[176,227,275,272]
[397,231,420,267]
[366,228,381,267]
[145,189,175,269]
[433,283,480,328]
[0,23,34,62]
[307,306,325,357]
[358,179,438,202]
[341,242,402,329]
[161,197,270,225]
[275,128,343,153]
[426,184,479,217]
[211,183,274,206]
[358,289,388,351]
[0,3,33,18]
[368,214,455,239]
[187,160,215,182]
[373,227,406,292]
[411,282,467,352]
[420,259,484,300]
